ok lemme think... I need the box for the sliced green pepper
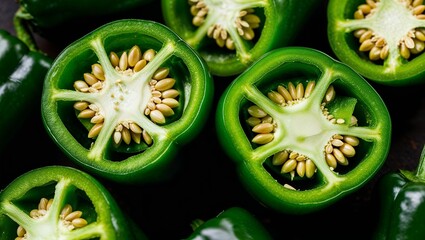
[327,0,425,86]
[0,165,147,239]
[186,207,273,240]
[0,29,52,154]
[373,145,425,239]
[216,47,392,214]
[41,19,214,183]
[161,0,320,77]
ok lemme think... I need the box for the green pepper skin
[374,146,425,239]
[327,0,425,86]
[0,166,147,239]
[15,0,154,30]
[41,19,214,184]
[0,29,52,154]
[186,207,273,240]
[161,0,320,77]
[216,47,392,214]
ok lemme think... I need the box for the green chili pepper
[215,47,392,214]
[13,0,156,49]
[0,165,148,239]
[161,0,320,77]
[327,0,425,86]
[186,207,273,240]
[0,29,52,154]
[373,145,425,239]
[41,19,214,183]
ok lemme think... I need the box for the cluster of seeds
[73,45,180,146]
[353,0,425,60]
[16,198,87,239]
[246,81,361,179]
[188,0,261,50]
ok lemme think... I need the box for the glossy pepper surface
[186,207,273,240]
[327,0,425,86]
[0,166,147,239]
[161,0,320,77]
[0,29,52,154]
[216,47,392,214]
[373,145,425,239]
[41,19,214,183]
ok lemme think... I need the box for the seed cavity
[16,198,88,239]
[188,0,261,50]
[353,0,425,61]
[73,45,181,147]
[247,81,360,179]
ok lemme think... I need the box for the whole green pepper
[13,0,156,48]
[186,207,273,240]
[41,19,214,184]
[373,145,425,239]
[0,29,52,154]
[0,166,148,239]
[161,0,320,77]
[327,0,425,85]
[216,47,392,214]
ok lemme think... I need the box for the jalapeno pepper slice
[41,19,214,183]
[216,47,392,214]
[161,0,320,77]
[327,0,425,85]
[0,166,147,239]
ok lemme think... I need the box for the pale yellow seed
[305,159,316,178]
[252,122,274,134]
[129,122,142,134]
[91,63,105,81]
[88,123,103,138]
[281,159,297,173]
[251,133,274,144]
[343,135,360,146]
[162,98,179,108]
[272,150,289,165]
[380,45,389,59]
[359,39,374,51]
[153,67,170,80]
[162,89,179,99]
[109,52,119,67]
[61,204,73,217]
[121,127,131,145]
[78,109,96,119]
[400,43,411,59]
[65,211,82,221]
[413,0,424,7]
[143,49,156,61]
[277,85,293,101]
[304,81,315,98]
[359,30,373,43]
[268,91,285,104]
[150,109,166,124]
[91,115,104,124]
[354,9,364,19]
[413,5,425,15]
[131,132,141,144]
[73,80,89,92]
[295,83,304,99]
[155,78,176,91]
[17,225,25,237]
[340,143,356,157]
[38,198,48,210]
[134,59,147,72]
[415,29,425,41]
[247,105,268,118]
[246,117,261,127]
[324,85,335,103]
[156,103,175,116]
[72,218,88,228]
[119,52,128,71]
[326,153,338,169]
[369,46,381,61]
[113,131,122,145]
[83,73,98,86]
[359,4,371,14]
[143,129,153,145]
[296,161,306,177]
[128,45,141,67]
[333,148,348,165]
[287,82,297,100]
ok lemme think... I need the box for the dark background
[1,0,424,239]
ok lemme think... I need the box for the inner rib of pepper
[243,75,378,190]
[51,38,179,161]
[188,0,265,63]
[337,0,425,70]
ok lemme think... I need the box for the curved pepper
[41,19,214,183]
[373,145,425,239]
[161,0,320,77]
[327,0,425,86]
[186,207,273,240]
[216,47,392,214]
[0,29,52,154]
[0,166,147,239]
[13,0,156,49]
